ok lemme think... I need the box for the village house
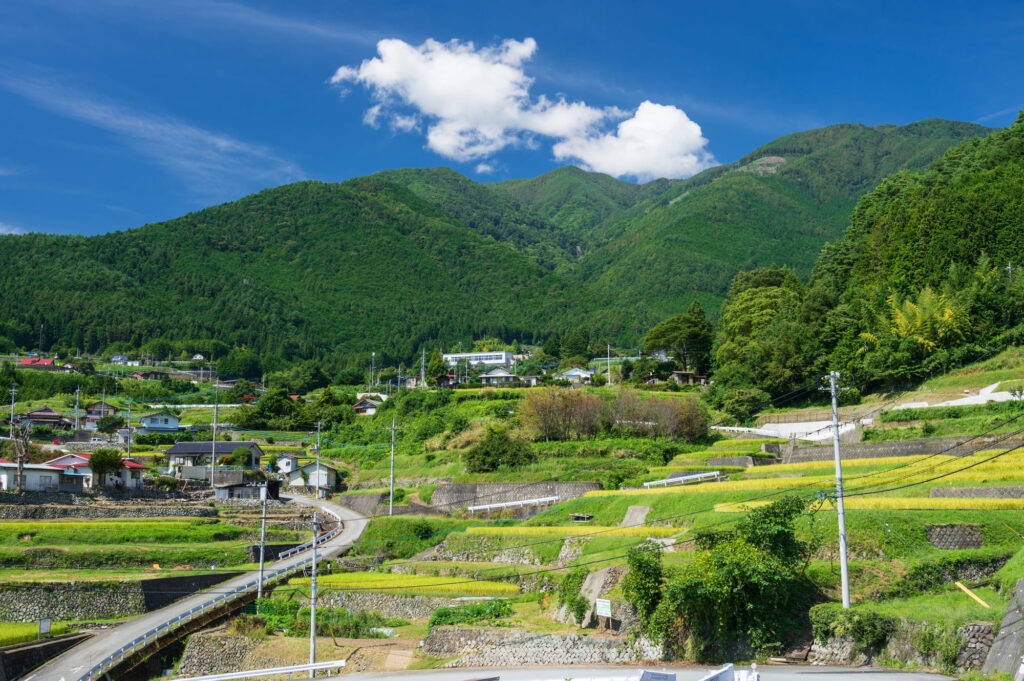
[274,453,302,474]
[556,367,594,384]
[0,460,85,493]
[353,397,381,415]
[288,461,339,497]
[41,452,146,490]
[137,409,181,435]
[15,407,73,431]
[442,351,513,368]
[165,441,265,474]
[480,367,518,385]
[670,370,707,386]
[83,401,118,431]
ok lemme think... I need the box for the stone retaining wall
[0,489,195,506]
[809,620,993,671]
[424,626,662,667]
[177,633,260,677]
[926,524,983,550]
[319,591,452,620]
[931,486,1024,498]
[430,482,602,510]
[784,436,1024,464]
[0,504,217,519]
[0,572,240,622]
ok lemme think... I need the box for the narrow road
[28,495,368,681]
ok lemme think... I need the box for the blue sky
[1,0,1021,236]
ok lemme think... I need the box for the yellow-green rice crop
[0,622,70,646]
[291,572,519,596]
[584,476,833,496]
[465,525,678,538]
[715,497,1024,513]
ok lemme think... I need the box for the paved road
[334,665,954,681]
[27,495,368,681]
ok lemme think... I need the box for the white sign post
[38,618,51,639]
[595,598,612,633]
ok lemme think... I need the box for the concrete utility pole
[828,370,851,609]
[607,344,612,385]
[315,421,322,498]
[126,401,132,460]
[257,484,268,601]
[309,511,318,677]
[74,387,80,431]
[9,385,16,439]
[210,385,219,487]
[420,349,426,388]
[387,418,400,515]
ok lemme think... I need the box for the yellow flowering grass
[291,572,519,596]
[715,497,1024,513]
[465,525,679,538]
[584,476,833,497]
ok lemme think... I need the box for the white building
[442,351,513,368]
[0,461,85,492]
[480,368,518,385]
[288,461,338,497]
[43,452,147,490]
[556,368,594,383]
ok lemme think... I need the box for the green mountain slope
[372,167,578,272]
[0,179,646,362]
[577,119,993,318]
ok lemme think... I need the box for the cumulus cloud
[331,37,714,180]
[0,222,24,235]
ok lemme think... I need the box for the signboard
[595,598,612,618]
[38,618,51,638]
[639,671,676,681]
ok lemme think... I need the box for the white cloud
[0,222,24,235]
[332,37,714,180]
[475,162,495,174]
[553,101,713,181]
[0,72,304,199]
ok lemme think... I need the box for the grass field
[0,622,71,647]
[290,572,520,597]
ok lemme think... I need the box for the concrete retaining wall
[783,436,1024,464]
[430,482,602,510]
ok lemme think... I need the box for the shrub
[621,541,663,623]
[429,599,512,627]
[557,567,590,624]
[463,427,536,473]
[809,603,895,653]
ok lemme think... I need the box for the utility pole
[607,344,612,385]
[420,349,426,388]
[9,385,16,439]
[387,418,400,515]
[126,400,132,460]
[370,352,375,389]
[309,511,318,677]
[210,385,219,487]
[257,483,268,601]
[38,323,43,354]
[827,370,851,609]
[74,387,80,431]
[315,421,322,498]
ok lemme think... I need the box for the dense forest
[705,112,1024,408]
[0,117,1000,376]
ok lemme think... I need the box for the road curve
[28,495,369,681]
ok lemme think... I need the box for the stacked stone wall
[424,626,662,666]
[931,486,1024,498]
[784,436,1024,464]
[177,634,260,677]
[0,504,216,519]
[926,524,983,550]
[319,592,452,620]
[809,620,993,671]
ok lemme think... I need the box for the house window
[39,475,53,489]
[162,418,168,424]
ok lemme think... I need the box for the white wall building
[442,351,513,368]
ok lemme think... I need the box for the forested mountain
[575,119,993,318]
[708,113,1024,403]
[0,179,651,365]
[0,117,1000,369]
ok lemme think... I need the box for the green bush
[255,597,407,637]
[621,541,663,623]
[877,552,1013,599]
[429,599,512,627]
[557,567,590,624]
[809,603,895,652]
[463,426,535,473]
